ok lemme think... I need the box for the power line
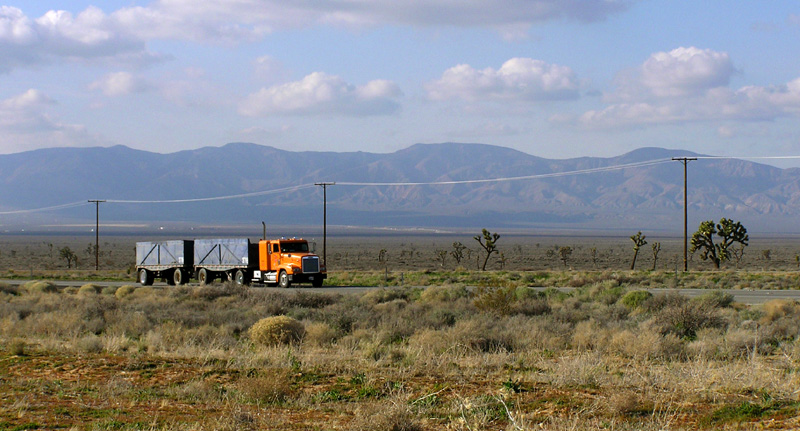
[335,158,674,187]
[0,201,89,215]
[104,184,316,204]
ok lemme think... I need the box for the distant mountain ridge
[2,142,799,232]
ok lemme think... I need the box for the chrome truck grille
[302,256,320,273]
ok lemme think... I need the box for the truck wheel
[138,269,153,286]
[198,268,211,285]
[235,269,248,286]
[312,278,324,288]
[173,268,185,285]
[278,270,291,288]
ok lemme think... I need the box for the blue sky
[2,1,799,164]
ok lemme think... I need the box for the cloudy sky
[2,1,800,164]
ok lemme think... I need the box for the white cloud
[639,47,734,97]
[611,47,735,101]
[427,58,580,103]
[580,77,800,128]
[0,89,93,153]
[89,72,150,96]
[578,47,800,128]
[0,6,156,72]
[239,72,402,116]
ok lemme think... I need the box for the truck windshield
[280,242,309,253]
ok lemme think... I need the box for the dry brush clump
[248,315,306,346]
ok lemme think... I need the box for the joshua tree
[691,218,749,269]
[630,231,647,270]
[59,246,77,269]
[590,247,598,268]
[473,229,500,271]
[450,241,467,265]
[436,250,448,267]
[651,242,661,271]
[558,246,572,268]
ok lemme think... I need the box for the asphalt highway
[3,279,799,305]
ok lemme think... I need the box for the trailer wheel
[278,270,291,288]
[138,269,154,286]
[198,268,211,285]
[173,268,185,285]
[235,269,248,286]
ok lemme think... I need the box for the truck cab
[256,238,326,287]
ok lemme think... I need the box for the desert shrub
[236,373,294,405]
[650,300,726,340]
[115,285,136,299]
[78,283,101,295]
[10,338,26,355]
[643,291,687,312]
[609,327,684,360]
[304,322,339,346]
[0,282,18,296]
[288,291,339,309]
[360,287,417,306]
[695,290,734,308]
[419,285,471,303]
[572,319,611,351]
[22,280,57,294]
[451,316,516,353]
[76,334,104,353]
[349,399,423,431]
[510,297,551,316]
[620,290,653,309]
[761,299,800,323]
[473,286,517,315]
[101,286,118,295]
[249,315,305,346]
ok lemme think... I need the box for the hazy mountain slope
[1,143,798,231]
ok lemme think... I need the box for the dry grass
[2,269,800,429]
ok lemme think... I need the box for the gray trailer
[193,238,258,285]
[136,240,194,286]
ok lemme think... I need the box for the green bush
[249,315,305,346]
[115,285,136,299]
[620,290,653,309]
[22,280,57,294]
[419,285,471,303]
[78,284,101,295]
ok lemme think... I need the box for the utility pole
[88,199,106,271]
[314,182,335,267]
[671,158,696,272]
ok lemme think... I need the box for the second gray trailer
[193,238,258,285]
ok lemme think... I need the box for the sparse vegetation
[2,271,800,429]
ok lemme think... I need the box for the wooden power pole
[671,158,696,271]
[314,182,335,267]
[88,199,106,271]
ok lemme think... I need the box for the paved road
[3,279,799,305]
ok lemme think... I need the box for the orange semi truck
[136,237,326,287]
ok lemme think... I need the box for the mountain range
[2,142,799,233]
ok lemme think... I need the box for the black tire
[173,268,185,285]
[138,269,153,286]
[198,268,211,285]
[235,269,247,285]
[278,270,291,288]
[312,278,324,287]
